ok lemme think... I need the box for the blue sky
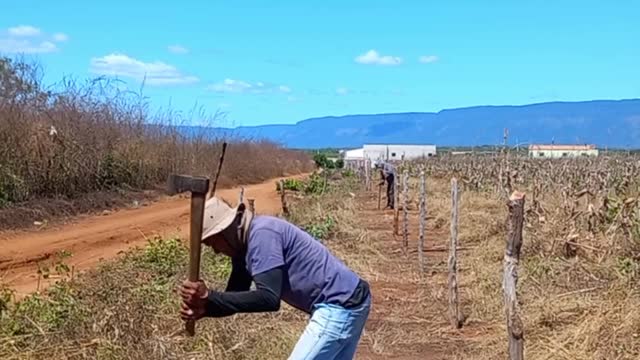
[1,1,639,127]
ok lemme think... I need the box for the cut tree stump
[503,191,525,360]
[448,178,462,329]
[418,170,426,273]
[402,169,409,254]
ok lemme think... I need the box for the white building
[341,148,366,168]
[341,144,437,168]
[528,144,599,158]
[363,144,436,162]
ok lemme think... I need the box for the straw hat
[201,196,239,241]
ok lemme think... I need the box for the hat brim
[201,206,238,241]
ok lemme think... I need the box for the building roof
[528,144,597,151]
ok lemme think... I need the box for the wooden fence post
[365,159,371,191]
[448,178,462,329]
[418,170,426,273]
[279,180,289,216]
[248,198,255,213]
[394,171,400,235]
[364,160,368,181]
[503,191,525,360]
[402,169,409,254]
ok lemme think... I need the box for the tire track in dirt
[0,175,304,298]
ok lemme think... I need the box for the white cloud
[419,55,439,64]
[336,87,349,95]
[355,49,402,66]
[8,25,41,37]
[168,45,189,54]
[209,79,253,93]
[89,53,199,86]
[0,38,57,54]
[52,33,69,42]
[208,79,291,94]
[0,25,68,54]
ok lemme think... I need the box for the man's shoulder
[250,215,286,231]
[249,215,309,242]
[248,215,290,240]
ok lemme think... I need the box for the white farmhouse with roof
[528,144,599,158]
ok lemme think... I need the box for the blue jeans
[288,294,371,360]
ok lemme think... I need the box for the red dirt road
[0,176,298,298]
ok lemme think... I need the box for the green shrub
[0,285,13,317]
[304,215,336,242]
[341,169,355,177]
[133,236,188,278]
[1,280,84,336]
[202,248,233,280]
[313,153,335,169]
[277,178,304,192]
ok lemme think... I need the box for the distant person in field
[375,160,396,209]
[179,197,372,360]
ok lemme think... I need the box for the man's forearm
[205,288,280,317]
[205,267,283,318]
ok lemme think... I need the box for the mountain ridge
[191,99,640,149]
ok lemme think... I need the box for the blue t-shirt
[244,215,360,313]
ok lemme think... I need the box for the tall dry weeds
[0,56,313,228]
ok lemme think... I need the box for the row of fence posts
[363,162,525,360]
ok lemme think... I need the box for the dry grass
[363,157,640,359]
[0,173,371,359]
[0,56,313,229]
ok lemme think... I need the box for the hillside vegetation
[0,57,312,228]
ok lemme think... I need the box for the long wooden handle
[186,190,207,336]
[207,142,228,199]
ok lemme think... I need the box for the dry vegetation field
[1,56,638,360]
[0,57,313,229]
[359,154,640,359]
[3,155,637,359]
